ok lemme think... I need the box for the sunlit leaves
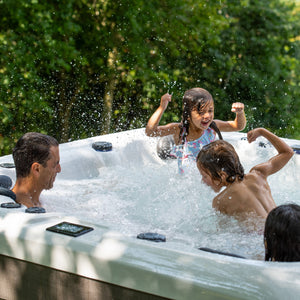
[0,0,299,154]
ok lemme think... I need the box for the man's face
[39,146,61,190]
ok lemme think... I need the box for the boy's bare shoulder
[213,175,272,217]
[212,180,256,215]
[212,187,238,214]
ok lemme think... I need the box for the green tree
[216,0,300,138]
[0,0,299,156]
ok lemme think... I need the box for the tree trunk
[102,48,118,135]
[58,76,79,142]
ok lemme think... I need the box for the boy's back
[212,171,276,218]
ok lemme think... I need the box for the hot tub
[0,128,300,299]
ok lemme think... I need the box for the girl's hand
[231,102,244,114]
[247,128,262,143]
[160,93,172,110]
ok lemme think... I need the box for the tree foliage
[0,0,299,155]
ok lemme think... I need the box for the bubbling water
[43,137,300,260]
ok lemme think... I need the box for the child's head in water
[180,88,222,143]
[264,204,300,262]
[196,140,244,192]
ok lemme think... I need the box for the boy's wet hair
[13,132,59,178]
[179,88,222,144]
[264,204,300,262]
[196,140,244,184]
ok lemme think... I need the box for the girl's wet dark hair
[210,121,223,141]
[179,88,222,144]
[264,204,300,262]
[196,140,244,184]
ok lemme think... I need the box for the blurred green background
[0,0,299,155]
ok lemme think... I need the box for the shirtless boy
[196,128,294,218]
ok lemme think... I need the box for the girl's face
[190,101,214,130]
[198,165,223,193]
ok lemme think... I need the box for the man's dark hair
[13,132,59,178]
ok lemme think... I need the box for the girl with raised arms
[145,88,246,174]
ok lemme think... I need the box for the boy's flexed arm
[247,128,294,177]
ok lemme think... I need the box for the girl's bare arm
[145,93,179,137]
[214,102,246,132]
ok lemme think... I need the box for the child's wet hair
[264,204,300,262]
[196,140,244,184]
[180,88,222,144]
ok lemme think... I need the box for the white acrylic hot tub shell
[0,128,300,300]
